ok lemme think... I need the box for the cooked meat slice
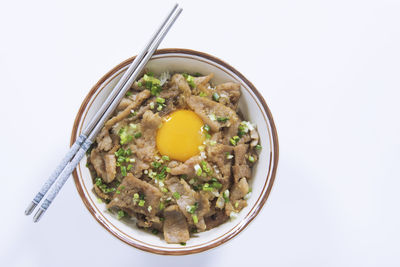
[116,97,133,111]
[103,154,116,183]
[205,210,229,230]
[169,155,201,177]
[186,95,239,132]
[105,90,151,128]
[133,110,162,163]
[232,144,251,182]
[90,148,117,183]
[90,148,106,179]
[250,128,259,147]
[232,165,251,183]
[96,128,113,152]
[194,73,213,87]
[165,177,210,231]
[170,74,191,98]
[135,214,163,231]
[222,120,240,145]
[107,174,162,218]
[206,144,233,187]
[163,205,190,244]
[234,144,248,165]
[230,178,249,201]
[93,184,112,200]
[215,82,241,110]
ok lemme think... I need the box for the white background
[1,0,399,266]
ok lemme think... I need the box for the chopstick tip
[25,202,37,216]
[33,208,45,223]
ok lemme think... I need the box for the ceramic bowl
[71,48,279,255]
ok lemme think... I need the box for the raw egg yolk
[156,110,205,162]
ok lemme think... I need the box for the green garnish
[125,91,132,96]
[223,189,230,203]
[199,92,208,97]
[152,229,159,235]
[159,202,165,210]
[133,193,139,199]
[157,104,163,111]
[235,201,239,208]
[217,117,229,122]
[134,132,142,139]
[205,133,211,139]
[255,144,262,151]
[180,242,186,246]
[137,82,142,87]
[138,200,145,207]
[192,214,199,224]
[162,155,170,161]
[121,166,127,177]
[143,74,162,96]
[127,164,133,171]
[173,192,181,200]
[203,124,210,132]
[248,155,255,163]
[95,177,102,186]
[117,210,125,219]
[156,97,165,104]
[230,136,240,146]
[118,127,133,145]
[202,183,213,191]
[187,202,198,214]
[161,187,168,193]
[212,92,220,102]
[183,73,196,88]
[200,160,211,174]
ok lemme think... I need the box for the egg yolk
[156,110,205,162]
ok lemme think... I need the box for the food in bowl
[86,71,261,244]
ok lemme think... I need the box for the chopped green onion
[255,144,262,151]
[165,167,171,173]
[184,74,196,88]
[192,214,199,224]
[199,92,207,97]
[211,181,222,189]
[121,166,127,177]
[116,190,121,194]
[118,127,133,145]
[217,117,229,122]
[137,82,142,87]
[157,104,163,111]
[133,193,139,199]
[180,174,188,180]
[159,202,165,210]
[226,153,234,159]
[230,136,240,146]
[180,242,186,246]
[117,210,125,219]
[173,192,181,199]
[129,123,137,131]
[223,189,230,203]
[127,164,133,171]
[209,114,217,121]
[162,155,170,161]
[134,132,142,139]
[156,97,165,104]
[234,201,239,208]
[194,164,202,176]
[96,198,103,204]
[125,91,132,96]
[149,102,155,109]
[186,202,198,214]
[147,205,152,212]
[161,187,168,193]
[212,92,220,102]
[138,200,145,207]
[203,124,211,132]
[205,133,211,139]
[95,177,102,186]
[209,140,217,146]
[152,229,159,235]
[202,183,213,191]
[248,155,255,163]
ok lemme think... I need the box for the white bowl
[71,48,279,255]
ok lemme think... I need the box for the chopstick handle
[24,134,87,215]
[33,138,93,222]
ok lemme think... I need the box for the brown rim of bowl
[70,48,279,255]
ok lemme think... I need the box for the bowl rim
[71,48,279,255]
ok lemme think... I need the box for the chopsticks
[25,3,183,222]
